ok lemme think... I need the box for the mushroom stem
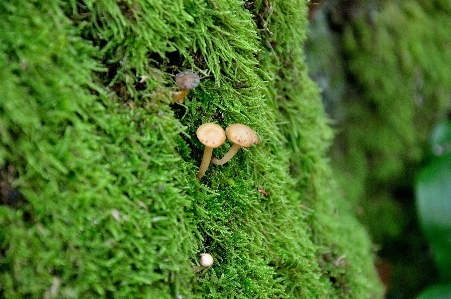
[172,89,189,103]
[191,265,208,273]
[211,143,242,166]
[196,146,213,179]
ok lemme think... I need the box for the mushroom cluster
[196,123,258,179]
[170,72,259,179]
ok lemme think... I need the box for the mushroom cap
[196,123,226,148]
[199,253,214,267]
[225,124,259,147]
[175,71,200,90]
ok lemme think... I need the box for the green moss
[305,0,451,296]
[0,0,382,298]
[326,0,451,247]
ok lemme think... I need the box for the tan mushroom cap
[196,123,226,148]
[225,124,259,147]
[175,71,200,90]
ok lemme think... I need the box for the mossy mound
[331,0,451,251]
[0,0,383,298]
[306,0,451,296]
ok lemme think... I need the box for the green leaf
[429,120,451,157]
[415,152,451,281]
[416,283,451,299]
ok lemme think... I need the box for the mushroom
[200,253,214,267]
[192,253,214,273]
[211,123,258,166]
[172,71,200,103]
[196,123,226,179]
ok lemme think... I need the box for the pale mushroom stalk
[196,146,214,179]
[191,265,207,273]
[172,89,189,102]
[210,143,241,165]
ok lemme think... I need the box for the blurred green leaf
[416,283,451,299]
[415,152,451,281]
[429,120,451,157]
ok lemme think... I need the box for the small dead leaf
[258,185,269,196]
[139,75,150,83]
[136,200,149,211]
[111,209,121,221]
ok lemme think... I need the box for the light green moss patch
[0,0,382,298]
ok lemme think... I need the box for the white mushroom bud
[199,253,214,267]
[192,253,214,273]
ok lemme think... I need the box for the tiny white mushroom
[200,253,214,267]
[192,253,214,273]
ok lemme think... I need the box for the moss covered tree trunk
[0,0,383,298]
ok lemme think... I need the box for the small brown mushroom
[192,253,214,273]
[211,123,258,166]
[196,123,226,179]
[172,71,200,103]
